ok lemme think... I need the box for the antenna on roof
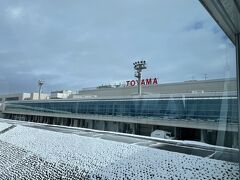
[204,74,208,80]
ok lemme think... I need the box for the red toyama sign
[126,78,158,87]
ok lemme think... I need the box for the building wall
[0,93,49,102]
[30,93,49,100]
[1,78,238,148]
[0,93,31,102]
[50,90,72,99]
[76,78,237,97]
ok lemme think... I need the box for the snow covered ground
[0,122,12,132]
[0,123,239,179]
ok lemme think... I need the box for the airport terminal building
[1,78,238,147]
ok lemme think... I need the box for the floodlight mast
[38,80,44,100]
[133,60,147,96]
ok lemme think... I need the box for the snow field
[0,125,239,179]
[0,122,12,132]
[0,141,93,179]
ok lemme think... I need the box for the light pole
[204,74,208,80]
[133,60,147,96]
[38,80,44,100]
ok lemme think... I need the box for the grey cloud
[0,0,236,94]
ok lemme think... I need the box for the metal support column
[200,129,206,142]
[137,75,141,96]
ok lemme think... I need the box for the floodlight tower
[133,60,147,96]
[38,80,44,100]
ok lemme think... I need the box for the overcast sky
[0,0,236,94]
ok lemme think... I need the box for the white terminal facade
[0,78,238,148]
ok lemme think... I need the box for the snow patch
[0,122,12,132]
[0,125,238,179]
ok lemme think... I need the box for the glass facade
[5,97,238,123]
